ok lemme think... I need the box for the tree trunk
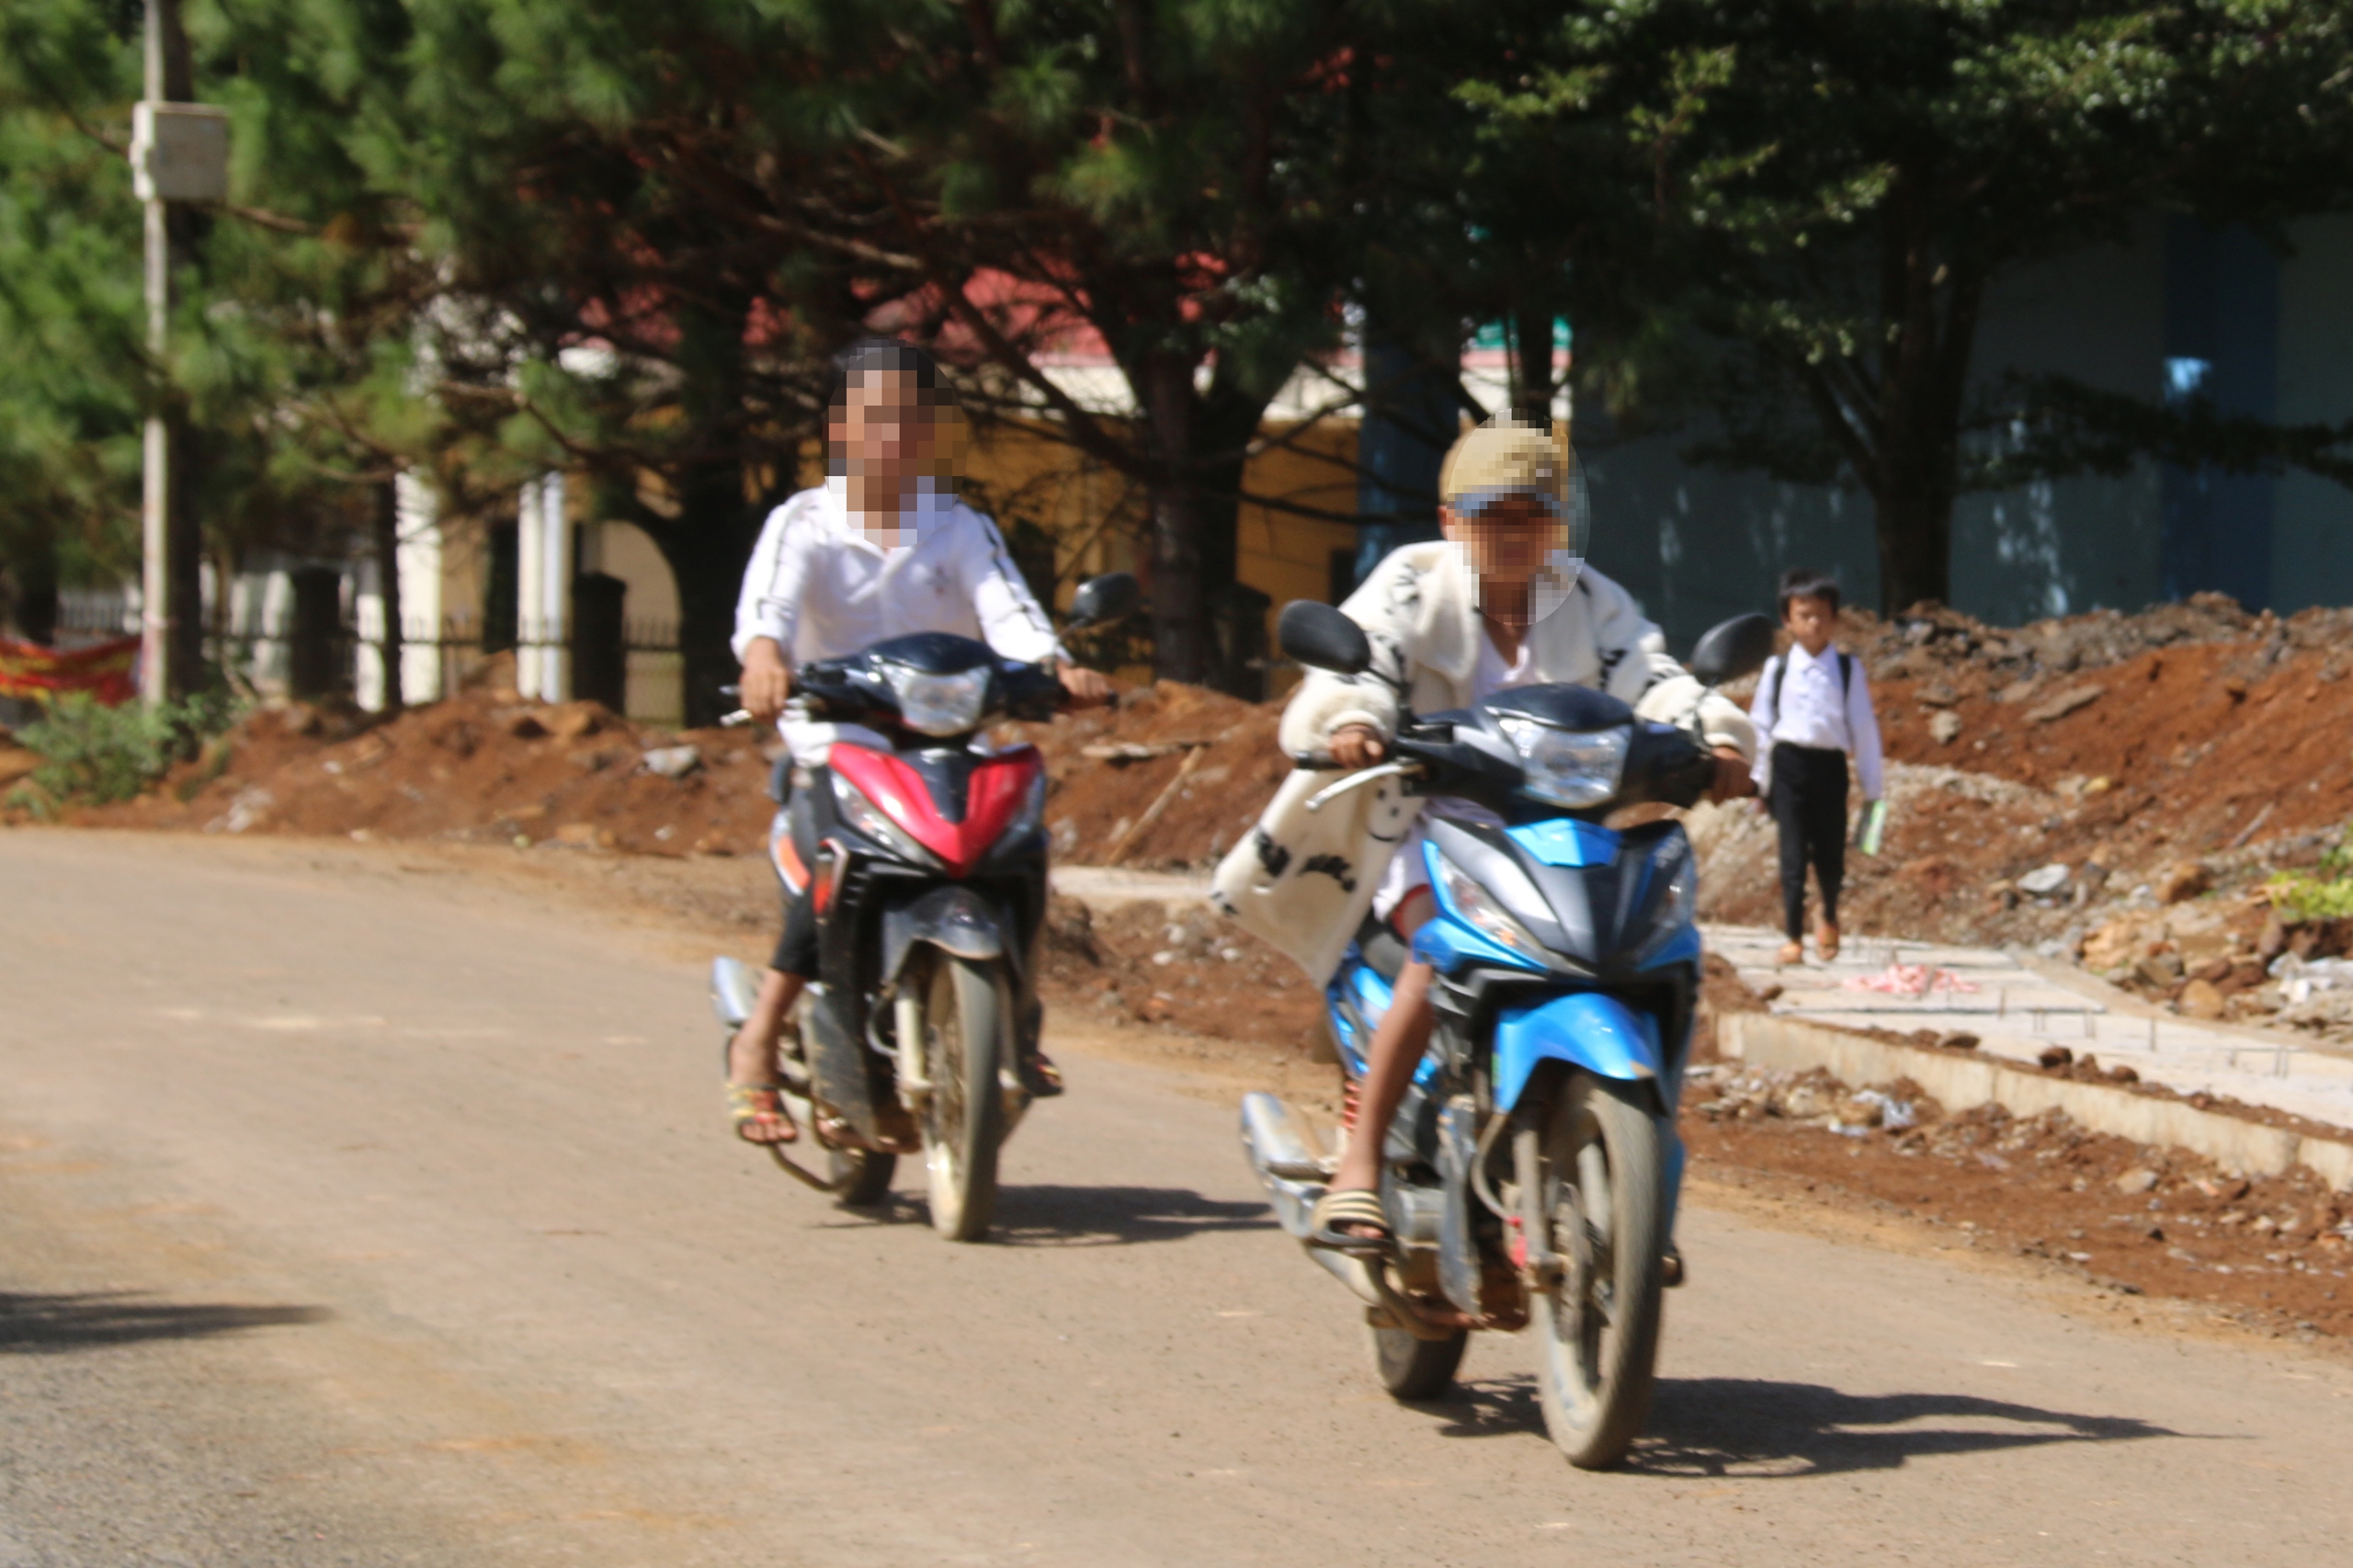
[1871,479,1953,614]
[156,0,208,696]
[1195,380,1276,696]
[1509,305,1556,426]
[1140,352,1210,685]
[166,406,206,687]
[372,479,404,712]
[10,524,60,646]
[1864,194,1981,617]
[648,457,770,730]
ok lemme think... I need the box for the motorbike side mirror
[1063,572,1141,631]
[1278,599,1372,676]
[1688,612,1779,687]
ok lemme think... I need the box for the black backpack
[1768,650,1853,713]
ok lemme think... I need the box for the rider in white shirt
[733,476,1064,765]
[724,340,1110,1147]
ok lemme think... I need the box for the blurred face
[829,367,964,536]
[1440,494,1562,598]
[831,368,933,479]
[1784,593,1836,654]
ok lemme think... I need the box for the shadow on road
[989,1185,1279,1247]
[1423,1374,2184,1475]
[0,1290,329,1355]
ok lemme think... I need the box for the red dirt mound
[75,690,781,857]
[1012,680,1285,869]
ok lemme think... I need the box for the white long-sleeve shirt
[1747,642,1884,799]
[733,477,1061,760]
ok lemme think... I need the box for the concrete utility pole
[131,1,224,706]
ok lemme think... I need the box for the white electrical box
[131,101,230,204]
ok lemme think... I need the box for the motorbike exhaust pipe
[1238,1093,1325,1240]
[1240,1093,1331,1184]
[710,957,758,1028]
[1238,1094,1387,1306]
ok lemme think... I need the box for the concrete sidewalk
[1050,867,2353,1133]
[1710,924,2353,1133]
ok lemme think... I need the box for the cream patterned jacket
[1211,541,1756,983]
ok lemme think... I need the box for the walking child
[1749,569,1883,965]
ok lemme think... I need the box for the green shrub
[2267,829,2353,922]
[7,692,237,812]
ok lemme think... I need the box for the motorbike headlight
[877,661,990,738]
[830,769,940,867]
[1496,716,1630,810]
[1434,850,1556,971]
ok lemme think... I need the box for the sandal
[727,1083,798,1145]
[1018,1050,1065,1098]
[1817,923,1841,962]
[1776,940,1804,966]
[1308,1187,1394,1252]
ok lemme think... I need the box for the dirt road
[5,831,2350,1566]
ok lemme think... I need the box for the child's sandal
[727,1082,798,1144]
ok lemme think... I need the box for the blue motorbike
[1239,601,1774,1469]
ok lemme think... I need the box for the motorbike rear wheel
[1519,1074,1665,1471]
[1369,1322,1468,1400]
[918,953,1010,1242]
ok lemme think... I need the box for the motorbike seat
[1354,913,1409,984]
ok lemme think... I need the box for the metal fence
[48,593,685,721]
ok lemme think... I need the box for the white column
[514,472,573,702]
[353,555,388,711]
[395,472,444,703]
[538,471,569,701]
[516,477,545,699]
[255,558,292,695]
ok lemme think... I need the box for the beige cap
[1438,418,1567,512]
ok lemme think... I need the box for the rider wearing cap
[1212,417,1756,1248]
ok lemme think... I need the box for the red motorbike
[711,573,1137,1240]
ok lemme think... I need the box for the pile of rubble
[1682,1055,2353,1337]
[1698,592,2353,992]
[1847,592,2353,689]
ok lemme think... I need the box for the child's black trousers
[1768,742,1849,939]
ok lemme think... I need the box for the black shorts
[770,881,819,978]
[767,765,820,978]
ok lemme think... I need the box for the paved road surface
[5,830,2350,1566]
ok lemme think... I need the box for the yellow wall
[961,415,1359,669]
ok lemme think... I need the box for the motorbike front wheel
[918,953,1011,1242]
[1518,1074,1665,1471]
[825,1146,897,1207]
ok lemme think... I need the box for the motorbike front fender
[1491,991,1665,1116]
[881,884,1011,988]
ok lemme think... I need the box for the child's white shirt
[1748,642,1884,800]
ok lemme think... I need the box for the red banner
[0,636,140,705]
